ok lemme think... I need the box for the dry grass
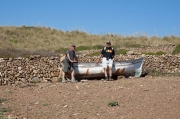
[0,26,180,57]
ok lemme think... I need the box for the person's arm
[67,54,73,62]
[96,48,104,64]
[96,54,102,64]
[112,49,115,60]
[75,55,78,62]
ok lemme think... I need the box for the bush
[91,45,103,50]
[155,51,166,55]
[108,101,118,107]
[43,103,49,106]
[87,51,100,57]
[172,44,180,55]
[116,49,129,55]
[75,46,90,51]
[0,108,12,113]
[0,98,6,103]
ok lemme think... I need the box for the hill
[0,26,180,57]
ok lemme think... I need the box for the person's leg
[71,70,77,82]
[102,58,108,80]
[108,67,113,80]
[61,71,67,83]
[61,61,69,83]
[104,68,108,77]
[71,70,75,79]
[108,59,113,80]
[70,63,77,82]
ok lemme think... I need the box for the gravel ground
[0,76,180,119]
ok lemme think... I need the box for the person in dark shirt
[96,41,115,81]
[62,44,78,83]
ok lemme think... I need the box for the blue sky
[0,0,180,37]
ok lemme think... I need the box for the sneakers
[105,76,109,81]
[109,76,113,81]
[105,76,113,81]
[71,78,78,83]
[62,78,67,83]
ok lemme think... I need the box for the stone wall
[0,56,61,86]
[0,53,180,86]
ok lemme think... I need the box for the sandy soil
[0,76,180,119]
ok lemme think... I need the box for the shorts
[62,61,75,72]
[102,57,113,68]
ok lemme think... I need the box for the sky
[0,0,180,37]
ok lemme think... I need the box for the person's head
[106,41,111,47]
[70,44,76,51]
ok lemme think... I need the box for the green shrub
[172,44,180,55]
[75,46,90,51]
[57,77,62,82]
[116,49,129,55]
[108,101,118,107]
[155,51,166,55]
[0,111,3,116]
[8,91,13,94]
[91,45,103,50]
[11,39,18,43]
[0,98,6,103]
[87,51,100,57]
[43,103,48,106]
[0,107,12,113]
[0,107,11,118]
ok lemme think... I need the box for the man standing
[96,41,115,81]
[61,44,78,83]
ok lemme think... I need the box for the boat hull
[64,58,144,79]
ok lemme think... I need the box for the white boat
[64,57,144,79]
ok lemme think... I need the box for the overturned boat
[64,57,144,79]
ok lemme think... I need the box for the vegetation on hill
[172,44,180,55]
[0,26,180,57]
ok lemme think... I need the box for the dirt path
[0,76,180,119]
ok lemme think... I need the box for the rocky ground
[0,76,180,119]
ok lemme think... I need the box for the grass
[147,70,180,77]
[1,26,180,49]
[0,107,11,119]
[76,45,103,52]
[87,51,100,57]
[30,80,38,84]
[148,70,167,76]
[0,26,180,57]
[142,51,166,56]
[0,98,6,104]
[8,91,13,94]
[116,49,129,55]
[57,77,62,82]
[0,108,12,113]
[43,103,49,106]
[0,98,10,119]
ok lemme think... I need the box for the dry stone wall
[0,56,61,86]
[0,53,180,86]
